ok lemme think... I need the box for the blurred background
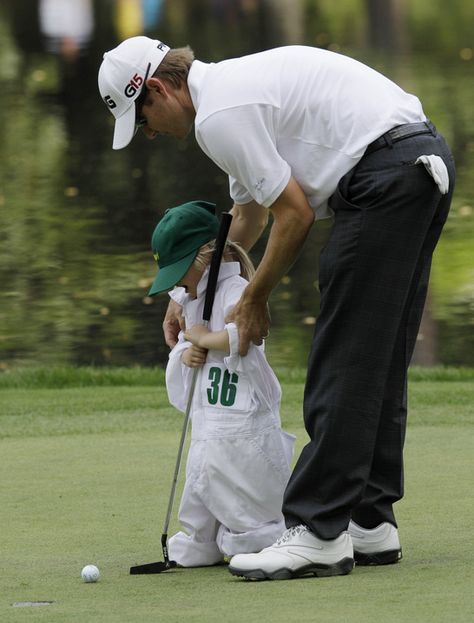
[0,0,473,370]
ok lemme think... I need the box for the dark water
[0,0,473,369]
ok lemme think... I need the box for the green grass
[1,368,473,622]
[1,364,474,389]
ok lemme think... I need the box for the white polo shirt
[188,46,425,219]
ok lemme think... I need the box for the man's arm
[229,201,269,251]
[226,176,315,355]
[163,298,185,348]
[162,200,266,348]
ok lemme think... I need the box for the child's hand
[184,324,210,348]
[181,345,208,368]
[184,324,230,353]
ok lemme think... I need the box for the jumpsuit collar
[197,261,241,298]
[168,262,242,306]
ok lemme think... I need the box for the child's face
[177,264,203,299]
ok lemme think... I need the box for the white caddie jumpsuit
[166,262,295,567]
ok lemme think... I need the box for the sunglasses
[135,62,151,129]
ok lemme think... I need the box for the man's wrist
[244,280,271,303]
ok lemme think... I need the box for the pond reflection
[0,0,473,369]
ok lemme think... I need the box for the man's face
[137,81,194,141]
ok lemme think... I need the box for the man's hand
[163,299,185,348]
[225,289,271,355]
[181,345,208,368]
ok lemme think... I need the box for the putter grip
[202,212,233,322]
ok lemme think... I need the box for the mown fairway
[1,368,473,622]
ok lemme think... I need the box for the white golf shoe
[349,521,402,565]
[228,525,354,580]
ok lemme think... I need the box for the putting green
[0,370,473,622]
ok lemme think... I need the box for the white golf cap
[98,36,170,150]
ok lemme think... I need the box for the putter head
[130,559,177,575]
[129,534,178,574]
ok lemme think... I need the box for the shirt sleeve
[228,175,253,206]
[224,322,282,413]
[165,333,193,413]
[195,104,291,207]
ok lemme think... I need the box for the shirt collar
[188,60,212,113]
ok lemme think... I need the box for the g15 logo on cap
[104,95,117,109]
[124,73,144,98]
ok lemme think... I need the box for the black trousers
[282,126,455,540]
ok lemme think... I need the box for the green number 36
[207,367,239,407]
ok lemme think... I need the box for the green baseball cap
[148,200,219,295]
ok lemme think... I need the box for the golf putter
[130,211,233,575]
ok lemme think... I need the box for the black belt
[364,121,435,156]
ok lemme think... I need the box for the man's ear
[146,76,169,96]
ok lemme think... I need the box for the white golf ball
[81,564,100,583]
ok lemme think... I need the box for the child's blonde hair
[193,240,255,281]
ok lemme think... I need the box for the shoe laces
[275,525,308,545]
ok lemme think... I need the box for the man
[98,36,455,580]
